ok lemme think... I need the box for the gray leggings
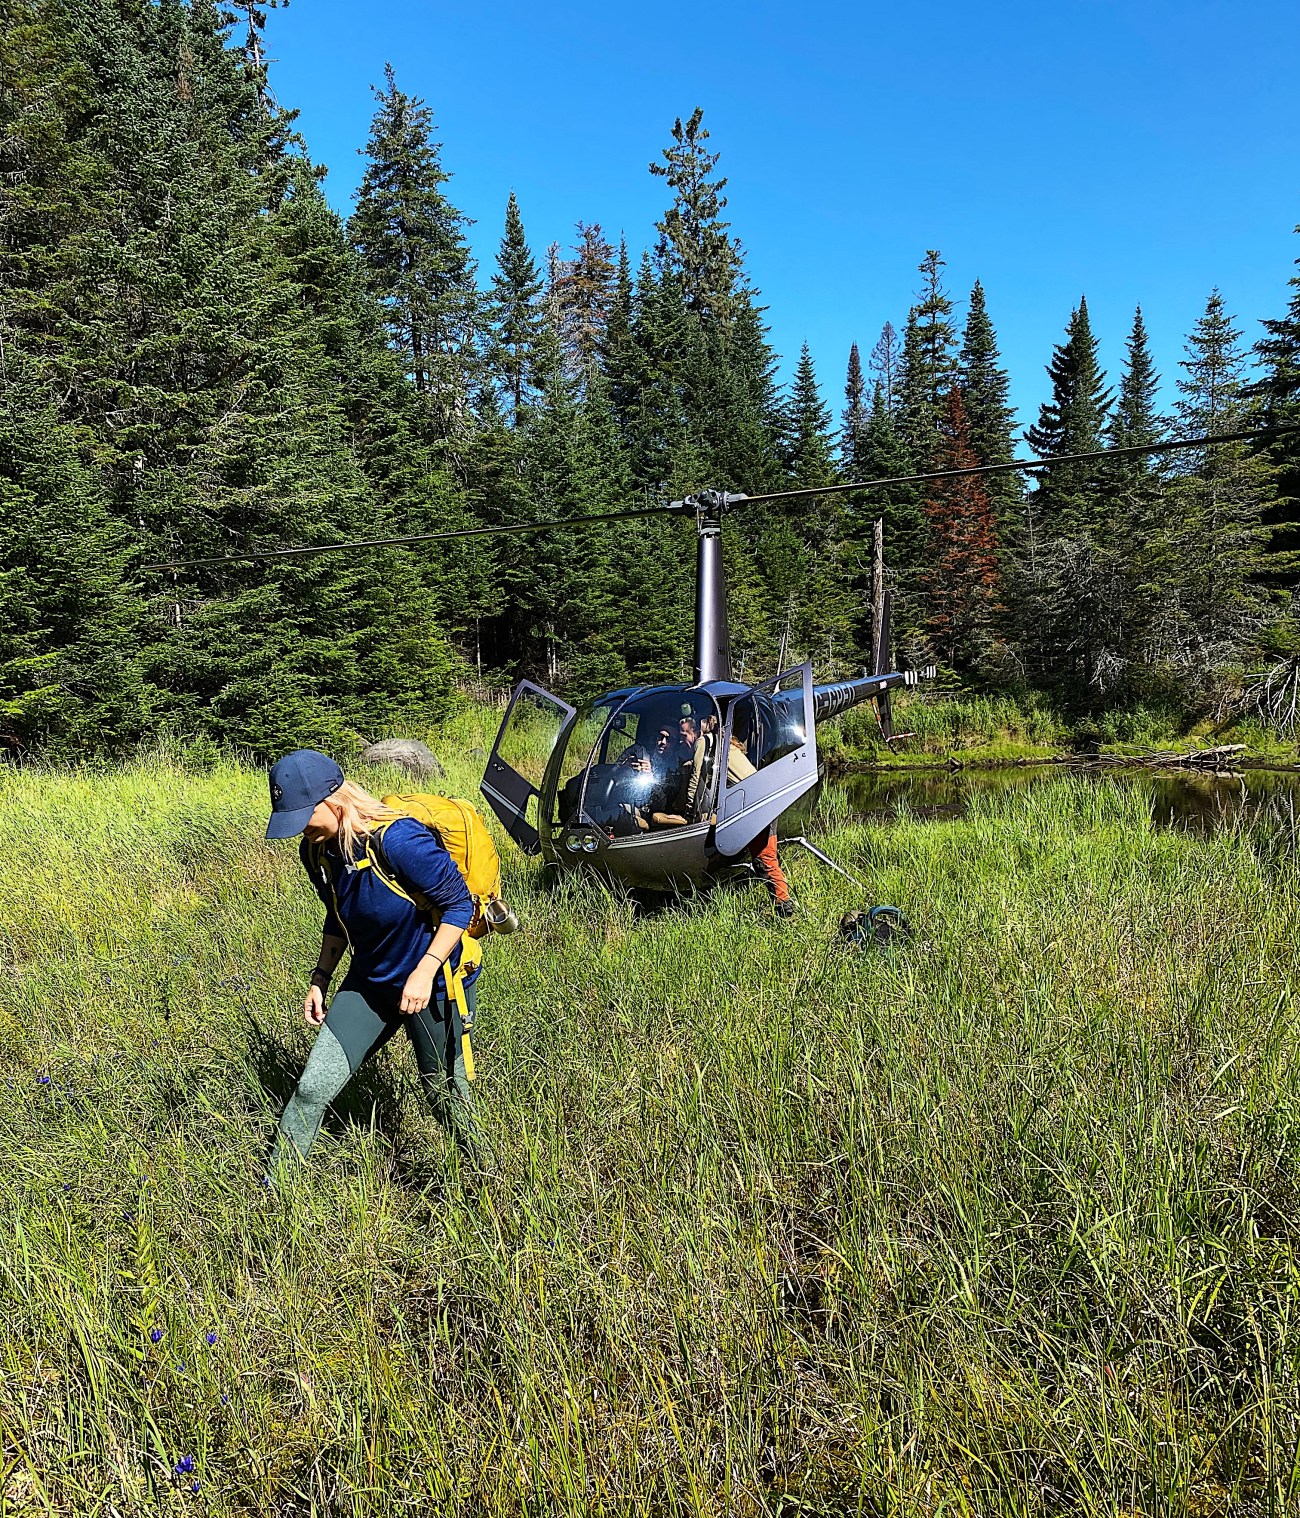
[271,978,483,1172]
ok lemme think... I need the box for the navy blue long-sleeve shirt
[301,819,476,1005]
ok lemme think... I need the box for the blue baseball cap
[266,749,344,839]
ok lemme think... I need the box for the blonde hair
[328,779,401,861]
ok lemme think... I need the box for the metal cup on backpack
[483,897,520,934]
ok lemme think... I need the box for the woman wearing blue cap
[264,748,486,1178]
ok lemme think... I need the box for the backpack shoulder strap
[365,820,433,913]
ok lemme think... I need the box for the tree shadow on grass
[238,1010,407,1141]
[237,1011,461,1199]
[537,857,764,922]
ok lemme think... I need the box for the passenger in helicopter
[685,712,721,817]
[651,725,678,774]
[645,723,690,827]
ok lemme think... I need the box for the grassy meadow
[2,713,1300,1515]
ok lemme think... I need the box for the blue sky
[264,0,1299,438]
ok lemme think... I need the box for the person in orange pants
[724,704,796,917]
[748,825,795,917]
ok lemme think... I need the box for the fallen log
[1072,744,1246,773]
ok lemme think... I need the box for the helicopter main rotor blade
[140,504,681,573]
[139,420,1300,573]
[732,422,1300,507]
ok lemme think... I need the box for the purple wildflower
[175,1453,195,1475]
[149,1328,164,1345]
[205,1332,217,1346]
[37,1074,50,1085]
[191,1481,201,1494]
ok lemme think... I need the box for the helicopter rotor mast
[679,489,742,684]
[671,486,925,738]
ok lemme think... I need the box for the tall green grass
[1,734,1298,1514]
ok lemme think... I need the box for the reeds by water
[1,736,1297,1514]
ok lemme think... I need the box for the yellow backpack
[377,792,504,909]
[367,793,511,1080]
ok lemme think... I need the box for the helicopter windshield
[565,688,719,837]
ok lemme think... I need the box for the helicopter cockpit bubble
[570,687,721,837]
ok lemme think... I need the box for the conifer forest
[3,0,1300,759]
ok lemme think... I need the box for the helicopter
[478,486,934,893]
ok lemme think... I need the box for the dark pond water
[833,763,1300,841]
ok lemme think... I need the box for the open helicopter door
[481,681,576,853]
[713,663,818,857]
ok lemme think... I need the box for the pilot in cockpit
[609,742,656,832]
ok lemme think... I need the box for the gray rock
[361,738,444,778]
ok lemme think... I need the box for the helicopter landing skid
[784,835,870,895]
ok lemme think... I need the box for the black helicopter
[478,488,932,892]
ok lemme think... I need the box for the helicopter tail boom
[810,666,936,732]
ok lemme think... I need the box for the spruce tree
[1167,290,1272,658]
[869,321,901,413]
[486,191,544,423]
[841,343,868,478]
[348,64,478,441]
[1025,297,1113,534]
[915,251,959,400]
[643,111,782,497]
[1110,306,1162,459]
[896,252,958,467]
[648,107,741,328]
[958,280,1020,521]
[785,344,837,486]
[1104,305,1169,654]
[1249,227,1300,581]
